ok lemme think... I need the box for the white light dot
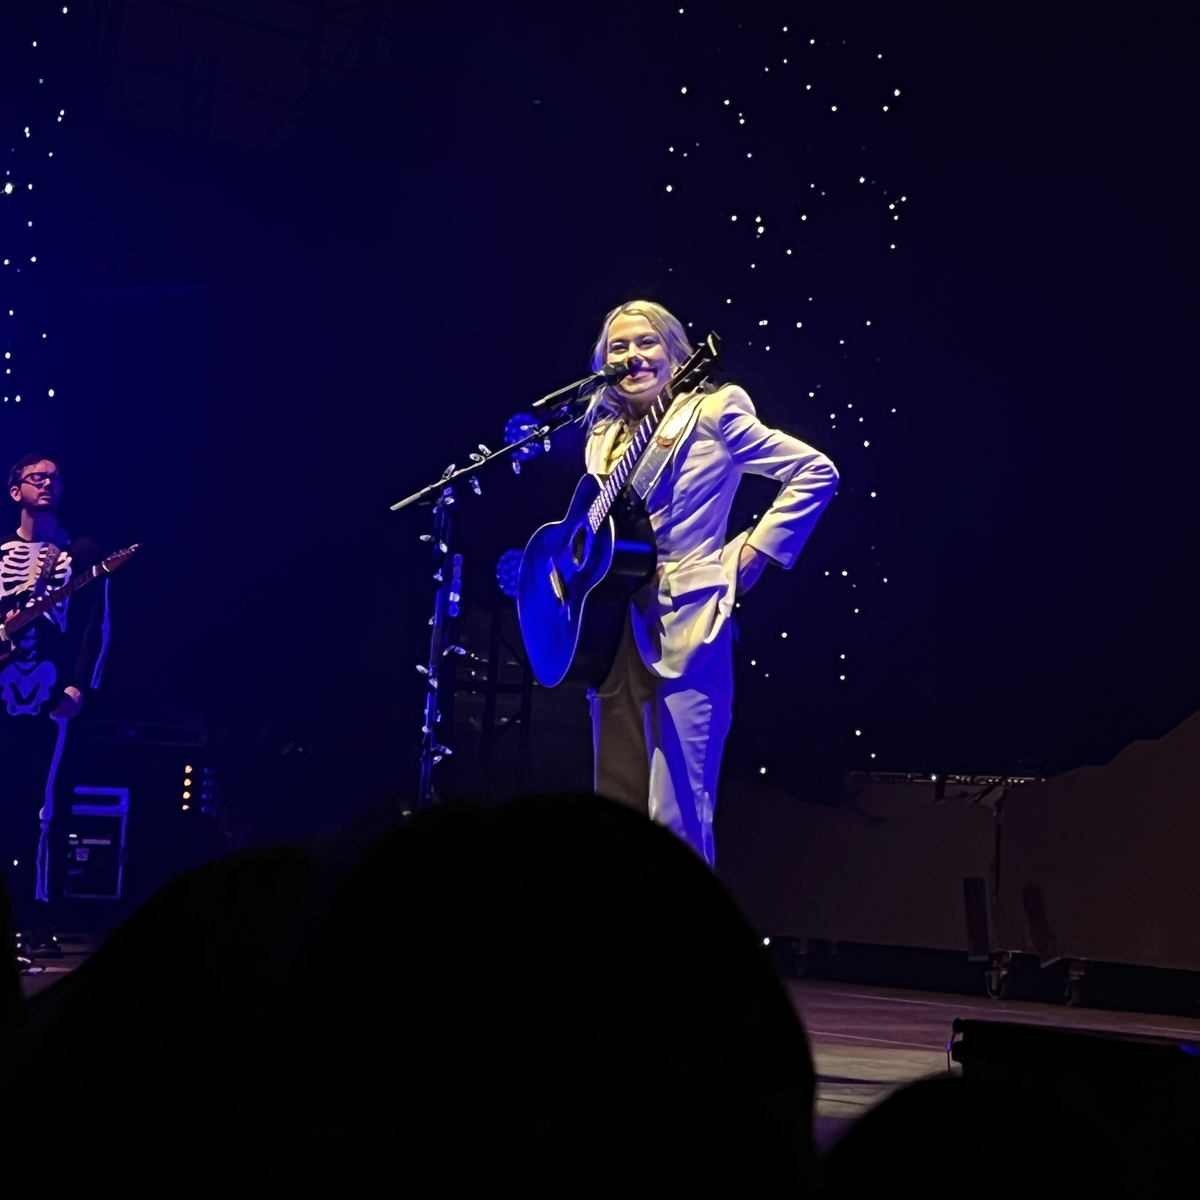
[759,766,767,774]
[894,89,901,96]
[731,214,737,221]
[724,99,730,105]
[855,730,862,737]
[870,491,877,497]
[863,440,870,447]
[830,105,837,112]
[882,106,889,112]
[858,176,865,183]
[801,214,807,220]
[781,631,788,638]
[680,86,688,94]
[48,388,54,397]
[890,244,896,249]
[841,570,848,577]
[665,184,673,192]
[750,660,756,666]
[786,248,792,255]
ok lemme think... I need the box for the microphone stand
[389,377,603,812]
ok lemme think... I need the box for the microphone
[599,358,638,384]
[531,357,638,409]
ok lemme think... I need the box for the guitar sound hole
[571,526,587,567]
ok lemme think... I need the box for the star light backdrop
[0,1,1194,837]
[1,6,70,410]
[647,10,917,789]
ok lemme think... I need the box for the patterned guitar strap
[1,542,61,649]
[32,543,62,600]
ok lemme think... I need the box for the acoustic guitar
[517,334,721,688]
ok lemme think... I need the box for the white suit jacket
[585,383,839,680]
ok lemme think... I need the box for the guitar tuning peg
[438,542,448,554]
[433,569,443,581]
[433,744,452,756]
[419,534,433,542]
[543,436,552,452]
[470,474,481,495]
[432,754,443,765]
[512,459,522,475]
[478,443,492,455]
[416,664,430,675]
[469,453,484,464]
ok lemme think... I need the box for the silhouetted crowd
[0,795,1170,1192]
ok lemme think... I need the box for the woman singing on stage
[585,300,838,865]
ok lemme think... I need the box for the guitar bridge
[548,560,566,606]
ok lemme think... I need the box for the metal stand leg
[416,482,464,810]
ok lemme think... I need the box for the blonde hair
[585,300,693,432]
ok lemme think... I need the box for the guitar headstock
[101,544,140,573]
[666,331,722,400]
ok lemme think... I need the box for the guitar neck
[4,561,101,637]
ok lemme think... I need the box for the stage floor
[21,944,1200,1152]
[788,978,1200,1150]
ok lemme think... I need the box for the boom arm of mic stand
[389,397,587,512]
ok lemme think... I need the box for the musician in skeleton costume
[0,453,109,930]
[586,301,838,866]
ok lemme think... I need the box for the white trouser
[589,617,733,867]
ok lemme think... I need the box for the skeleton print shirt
[0,534,109,718]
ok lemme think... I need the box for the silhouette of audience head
[3,794,817,1190]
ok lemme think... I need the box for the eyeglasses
[19,472,60,487]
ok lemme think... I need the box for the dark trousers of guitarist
[583,303,839,867]
[1,455,109,932]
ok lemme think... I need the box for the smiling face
[9,459,62,513]
[605,313,675,413]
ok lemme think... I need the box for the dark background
[0,0,1195,845]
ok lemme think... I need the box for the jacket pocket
[664,560,730,602]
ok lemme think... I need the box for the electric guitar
[517,334,722,688]
[0,543,140,665]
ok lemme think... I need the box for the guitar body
[518,473,655,688]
